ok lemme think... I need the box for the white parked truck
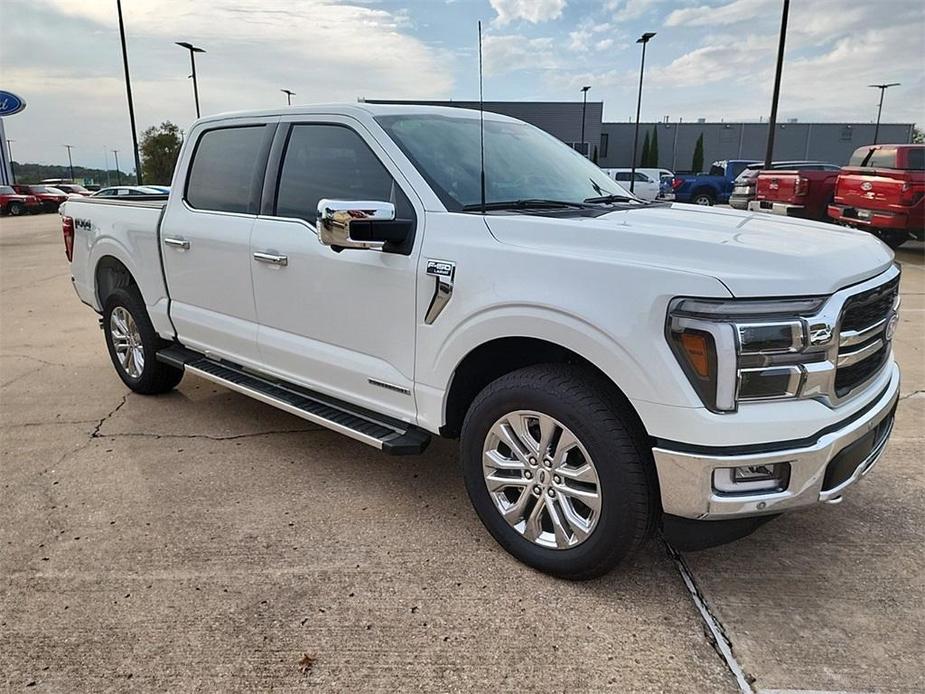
[61,104,901,579]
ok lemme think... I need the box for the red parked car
[828,144,925,248]
[0,185,41,216]
[748,166,841,222]
[13,184,69,212]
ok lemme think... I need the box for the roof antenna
[478,20,486,215]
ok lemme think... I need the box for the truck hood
[485,203,894,297]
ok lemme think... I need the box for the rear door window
[186,126,267,214]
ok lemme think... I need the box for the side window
[905,149,924,171]
[186,126,266,213]
[275,124,411,223]
[614,172,630,181]
[634,172,650,182]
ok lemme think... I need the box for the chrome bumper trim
[652,363,900,520]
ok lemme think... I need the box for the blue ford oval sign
[0,91,27,117]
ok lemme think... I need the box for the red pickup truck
[828,144,925,249]
[0,185,41,216]
[748,166,840,222]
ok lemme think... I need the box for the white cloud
[607,0,665,21]
[482,34,560,75]
[490,0,566,25]
[665,0,778,27]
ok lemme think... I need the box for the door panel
[161,123,273,365]
[251,120,420,421]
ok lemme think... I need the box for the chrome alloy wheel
[110,306,144,379]
[482,410,602,549]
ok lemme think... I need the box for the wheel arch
[95,254,139,308]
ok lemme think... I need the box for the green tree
[691,133,704,174]
[913,125,924,144]
[640,131,650,168]
[649,127,659,167]
[140,121,183,185]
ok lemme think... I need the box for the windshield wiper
[582,194,642,204]
[462,199,589,211]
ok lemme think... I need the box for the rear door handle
[253,251,288,266]
[163,237,190,250]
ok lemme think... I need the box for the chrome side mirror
[317,199,401,250]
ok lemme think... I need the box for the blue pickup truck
[671,159,759,206]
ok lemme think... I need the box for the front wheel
[460,364,656,579]
[103,288,183,394]
[8,202,24,216]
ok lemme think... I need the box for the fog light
[713,463,790,494]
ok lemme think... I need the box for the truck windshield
[376,114,632,212]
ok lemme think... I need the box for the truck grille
[835,276,899,396]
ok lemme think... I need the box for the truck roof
[194,102,519,126]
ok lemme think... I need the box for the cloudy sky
[2,0,923,171]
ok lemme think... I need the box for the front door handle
[253,251,288,266]
[164,236,190,250]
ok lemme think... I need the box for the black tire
[460,364,656,580]
[103,287,183,394]
[8,202,24,216]
[879,232,909,250]
[691,190,715,206]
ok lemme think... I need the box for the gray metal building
[597,121,916,171]
[365,99,914,172]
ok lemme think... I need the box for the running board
[156,345,430,455]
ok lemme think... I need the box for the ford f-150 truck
[828,144,925,249]
[671,159,758,206]
[748,167,841,221]
[61,104,901,579]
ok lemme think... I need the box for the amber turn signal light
[680,331,711,378]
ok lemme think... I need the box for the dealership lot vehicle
[91,185,167,197]
[62,104,901,579]
[829,144,925,249]
[730,161,839,210]
[671,159,759,205]
[602,168,672,201]
[13,184,68,212]
[748,166,841,221]
[0,185,41,215]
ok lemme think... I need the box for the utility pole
[764,0,789,168]
[113,150,121,185]
[176,42,206,118]
[6,139,15,184]
[282,89,296,105]
[579,85,591,157]
[104,147,111,186]
[63,144,75,181]
[630,32,656,193]
[117,0,143,184]
[869,83,900,144]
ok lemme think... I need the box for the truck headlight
[667,296,827,412]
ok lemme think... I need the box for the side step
[157,344,430,455]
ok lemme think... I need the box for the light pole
[869,83,900,145]
[176,42,206,118]
[116,0,143,185]
[579,85,591,158]
[63,144,75,181]
[282,89,296,105]
[629,32,656,193]
[6,139,15,184]
[113,150,121,185]
[764,0,789,168]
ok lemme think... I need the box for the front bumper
[652,362,900,520]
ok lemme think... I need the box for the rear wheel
[460,364,656,579]
[692,191,715,206]
[8,202,24,216]
[877,231,910,250]
[103,287,183,394]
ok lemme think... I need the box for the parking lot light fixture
[764,0,789,168]
[63,144,75,181]
[176,41,206,118]
[116,0,143,185]
[113,150,121,185]
[869,83,900,145]
[630,32,656,193]
[580,85,591,158]
[6,139,15,184]
[282,89,296,106]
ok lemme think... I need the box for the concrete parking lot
[1,213,922,692]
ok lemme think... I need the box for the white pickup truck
[61,103,901,579]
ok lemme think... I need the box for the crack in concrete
[664,539,755,694]
[92,426,325,442]
[0,352,68,368]
[899,389,924,401]
[91,395,128,438]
